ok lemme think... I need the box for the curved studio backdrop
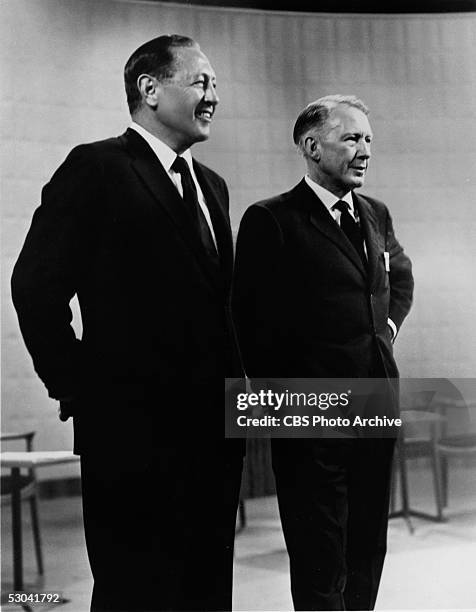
[1,0,475,480]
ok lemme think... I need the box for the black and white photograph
[1,1,476,611]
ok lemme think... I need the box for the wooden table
[1,451,80,603]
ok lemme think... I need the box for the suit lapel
[120,129,223,292]
[193,161,233,289]
[353,192,383,290]
[300,180,367,278]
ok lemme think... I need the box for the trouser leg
[272,439,351,611]
[344,438,395,611]
[81,442,243,612]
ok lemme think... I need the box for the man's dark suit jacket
[233,178,414,611]
[12,128,244,611]
[12,128,243,453]
[233,179,413,382]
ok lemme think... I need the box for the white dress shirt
[130,122,217,248]
[304,175,357,224]
[304,175,397,340]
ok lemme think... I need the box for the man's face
[155,46,218,153]
[312,105,373,197]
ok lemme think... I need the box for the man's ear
[137,74,159,108]
[303,135,320,161]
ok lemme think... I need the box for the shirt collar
[130,122,193,173]
[304,175,354,215]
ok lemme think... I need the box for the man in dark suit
[233,95,414,610]
[11,35,244,612]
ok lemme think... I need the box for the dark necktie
[332,200,366,263]
[171,156,218,260]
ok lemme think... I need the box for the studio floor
[1,462,476,612]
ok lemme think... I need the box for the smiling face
[308,104,373,198]
[153,46,219,153]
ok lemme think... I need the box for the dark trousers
[80,441,243,612]
[272,438,395,611]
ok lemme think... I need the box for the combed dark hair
[292,95,369,149]
[124,35,198,114]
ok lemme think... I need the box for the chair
[391,383,476,531]
[389,388,448,531]
[1,431,43,575]
[434,396,476,508]
[390,408,445,532]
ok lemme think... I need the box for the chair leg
[430,444,444,521]
[389,454,398,514]
[440,454,449,507]
[238,498,246,529]
[397,440,414,533]
[29,495,44,575]
[11,468,24,591]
